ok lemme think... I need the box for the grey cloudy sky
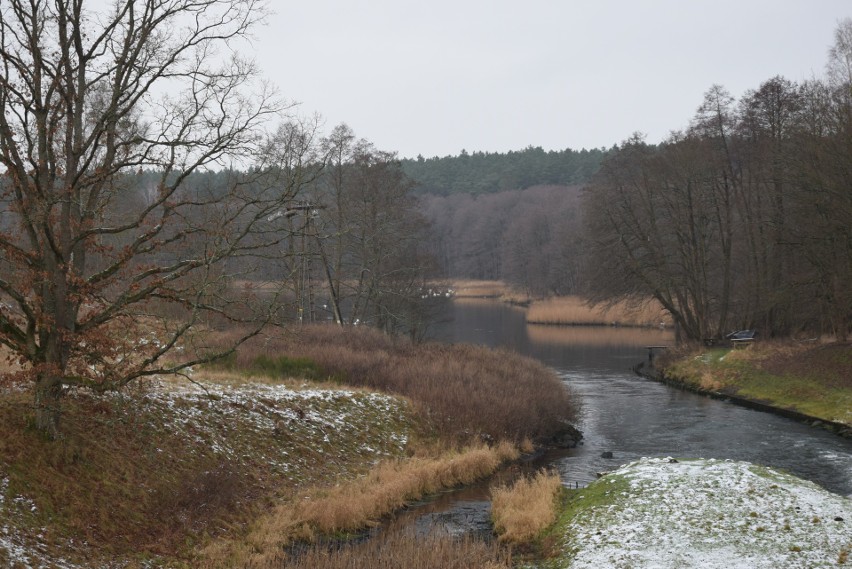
[252,1,850,158]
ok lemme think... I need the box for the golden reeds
[199,442,519,567]
[491,469,563,544]
[526,296,673,327]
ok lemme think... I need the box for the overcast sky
[252,1,850,159]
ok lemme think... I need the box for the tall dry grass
[280,529,511,569]
[450,280,532,304]
[526,296,672,327]
[211,324,580,445]
[450,280,511,298]
[198,442,519,567]
[491,469,563,544]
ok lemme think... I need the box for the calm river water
[373,298,851,539]
[429,298,852,497]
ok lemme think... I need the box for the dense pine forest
[400,146,605,195]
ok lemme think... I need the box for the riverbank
[549,457,851,568]
[0,379,418,567]
[0,324,581,567]
[651,341,852,437]
[448,280,673,327]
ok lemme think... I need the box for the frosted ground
[0,380,411,568]
[558,457,851,568]
[3,381,850,568]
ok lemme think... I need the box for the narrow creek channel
[382,298,852,537]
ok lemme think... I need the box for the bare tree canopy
[582,21,852,341]
[0,0,306,436]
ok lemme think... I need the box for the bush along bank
[643,342,852,438]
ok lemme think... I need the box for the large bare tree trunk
[34,373,62,439]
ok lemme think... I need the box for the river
[428,298,852,496]
[369,298,852,541]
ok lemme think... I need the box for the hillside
[0,324,580,567]
[0,378,414,567]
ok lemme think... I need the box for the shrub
[491,470,563,544]
[211,324,580,445]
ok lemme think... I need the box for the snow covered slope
[557,457,851,568]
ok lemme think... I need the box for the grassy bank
[0,378,416,567]
[548,457,851,568]
[660,341,852,429]
[0,324,580,566]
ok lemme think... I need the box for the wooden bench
[727,330,757,348]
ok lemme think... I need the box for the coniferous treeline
[400,146,605,195]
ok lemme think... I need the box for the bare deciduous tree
[583,20,852,342]
[0,0,304,436]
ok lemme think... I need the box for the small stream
[379,298,852,536]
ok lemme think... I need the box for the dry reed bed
[526,296,672,327]
[491,469,563,544]
[199,442,519,567]
[277,530,511,569]
[449,280,511,298]
[449,280,532,304]
[218,324,580,445]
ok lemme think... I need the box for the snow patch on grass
[559,457,851,568]
[0,477,77,569]
[1,380,413,568]
[74,380,412,479]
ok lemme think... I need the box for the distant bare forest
[410,19,852,341]
[398,147,603,296]
[419,185,585,297]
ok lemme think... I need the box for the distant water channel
[390,298,852,536]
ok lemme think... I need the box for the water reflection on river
[429,298,852,497]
